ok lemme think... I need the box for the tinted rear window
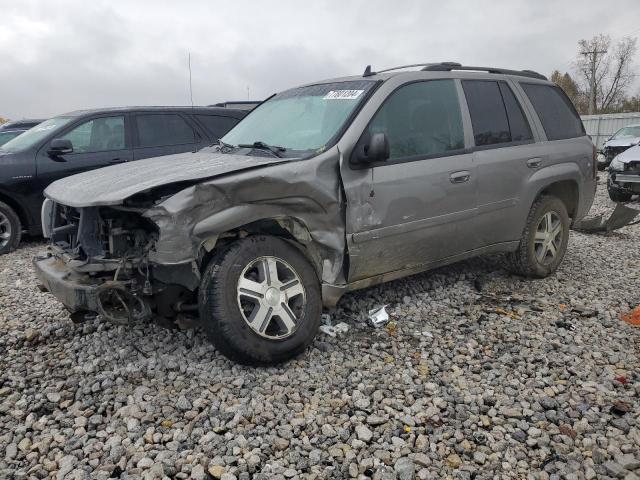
[195,115,239,139]
[136,114,196,148]
[498,83,532,142]
[462,80,532,146]
[462,80,509,146]
[521,83,585,141]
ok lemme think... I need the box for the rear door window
[498,83,533,142]
[195,115,240,139]
[520,83,585,140]
[366,79,465,160]
[135,114,197,148]
[462,80,532,147]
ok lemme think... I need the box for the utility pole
[581,48,607,115]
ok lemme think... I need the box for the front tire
[199,235,322,365]
[508,196,570,278]
[0,201,21,255]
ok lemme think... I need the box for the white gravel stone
[356,424,373,442]
[0,174,638,479]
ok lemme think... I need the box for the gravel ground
[1,174,639,480]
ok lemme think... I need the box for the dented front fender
[143,149,347,286]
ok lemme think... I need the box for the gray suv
[34,62,597,364]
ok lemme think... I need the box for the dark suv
[0,106,245,253]
[35,63,596,364]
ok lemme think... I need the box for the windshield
[0,117,73,153]
[0,130,23,146]
[612,126,640,139]
[221,80,377,155]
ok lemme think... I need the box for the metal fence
[581,112,640,150]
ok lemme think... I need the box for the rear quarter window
[521,83,585,141]
[195,114,240,139]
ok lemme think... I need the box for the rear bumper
[34,253,101,314]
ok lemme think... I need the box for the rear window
[462,80,532,147]
[521,83,585,141]
[136,114,196,148]
[195,115,239,139]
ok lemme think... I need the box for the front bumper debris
[609,171,640,195]
[34,252,152,323]
[573,203,639,233]
[34,253,101,314]
[612,174,640,185]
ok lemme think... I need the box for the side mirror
[48,139,73,158]
[357,132,390,164]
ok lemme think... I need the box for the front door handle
[527,157,542,169]
[450,171,470,184]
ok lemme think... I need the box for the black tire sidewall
[200,236,322,365]
[607,177,632,202]
[0,202,21,255]
[524,197,570,277]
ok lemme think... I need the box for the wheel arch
[525,163,583,222]
[197,216,330,283]
[536,179,579,220]
[0,190,30,231]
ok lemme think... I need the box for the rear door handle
[449,171,470,184]
[527,157,542,169]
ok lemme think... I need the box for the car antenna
[188,52,198,152]
[363,65,375,77]
[188,52,194,108]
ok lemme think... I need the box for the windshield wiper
[213,139,236,150]
[237,141,286,158]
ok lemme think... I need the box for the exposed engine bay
[40,202,196,324]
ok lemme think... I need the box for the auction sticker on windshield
[323,90,364,100]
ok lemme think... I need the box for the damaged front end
[34,149,349,325]
[35,201,196,324]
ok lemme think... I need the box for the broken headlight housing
[610,156,624,171]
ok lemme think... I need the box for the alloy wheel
[0,211,12,249]
[236,256,306,340]
[534,211,563,265]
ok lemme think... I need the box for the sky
[1,0,639,120]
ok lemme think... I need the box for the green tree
[550,70,588,114]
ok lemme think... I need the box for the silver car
[608,144,640,202]
[599,124,640,170]
[34,62,597,364]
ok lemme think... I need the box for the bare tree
[575,35,637,114]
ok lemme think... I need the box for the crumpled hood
[613,144,640,164]
[604,137,640,148]
[45,149,290,207]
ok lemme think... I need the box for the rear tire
[0,201,21,255]
[199,235,322,365]
[508,196,570,278]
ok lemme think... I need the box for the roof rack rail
[363,63,446,77]
[362,62,547,80]
[421,63,547,80]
